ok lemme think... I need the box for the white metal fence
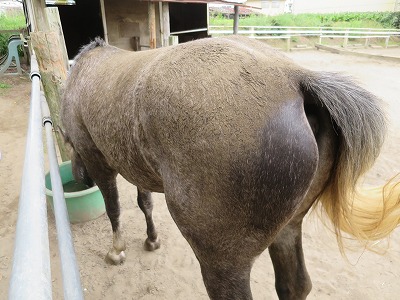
[209,26,400,50]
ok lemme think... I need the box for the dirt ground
[1,48,400,300]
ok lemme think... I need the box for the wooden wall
[104,0,161,50]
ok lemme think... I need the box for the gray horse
[60,36,399,299]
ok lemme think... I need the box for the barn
[39,0,241,58]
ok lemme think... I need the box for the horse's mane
[73,37,107,65]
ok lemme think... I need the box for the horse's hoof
[144,237,160,251]
[105,250,126,265]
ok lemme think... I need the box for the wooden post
[149,2,156,49]
[24,1,70,161]
[233,5,239,34]
[158,2,164,47]
[46,7,69,70]
[24,0,37,32]
[162,2,170,47]
[31,31,70,161]
[31,0,49,31]
[131,36,141,51]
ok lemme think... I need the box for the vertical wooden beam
[27,1,70,161]
[31,31,70,161]
[159,2,164,47]
[162,2,170,47]
[24,0,36,32]
[99,0,109,43]
[46,7,69,70]
[207,3,210,36]
[233,5,239,34]
[132,36,141,51]
[149,2,157,49]
[31,0,49,31]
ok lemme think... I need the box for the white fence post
[343,29,349,48]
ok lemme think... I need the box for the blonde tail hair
[302,72,400,252]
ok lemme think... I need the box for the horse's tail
[300,71,400,251]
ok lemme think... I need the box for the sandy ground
[1,48,400,299]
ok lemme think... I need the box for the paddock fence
[208,26,400,50]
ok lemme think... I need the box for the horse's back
[62,37,319,230]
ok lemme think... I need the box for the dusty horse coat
[61,36,395,299]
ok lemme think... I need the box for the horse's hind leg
[137,188,160,251]
[266,93,341,299]
[99,175,127,265]
[267,103,339,299]
[268,221,311,300]
[77,153,126,265]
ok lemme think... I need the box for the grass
[0,83,11,89]
[0,12,26,30]
[210,12,399,29]
[210,12,400,50]
[0,12,26,56]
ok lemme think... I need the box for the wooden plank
[162,2,170,47]
[159,2,164,47]
[31,31,70,161]
[315,43,341,54]
[149,2,156,49]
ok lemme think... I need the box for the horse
[60,36,400,299]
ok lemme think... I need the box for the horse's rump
[59,36,400,299]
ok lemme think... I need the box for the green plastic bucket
[45,161,105,223]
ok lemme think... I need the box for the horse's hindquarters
[160,98,318,299]
[234,98,319,236]
[162,98,317,259]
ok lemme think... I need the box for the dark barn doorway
[48,0,104,59]
[169,3,208,43]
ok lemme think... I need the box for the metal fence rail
[41,95,84,300]
[209,25,400,35]
[9,55,52,300]
[9,55,83,300]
